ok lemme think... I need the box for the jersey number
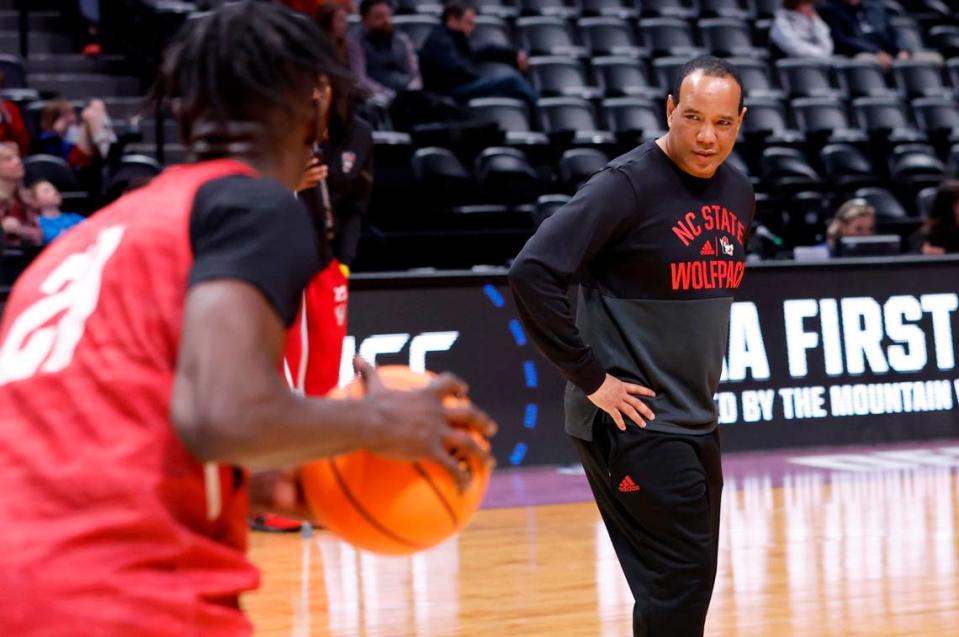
[0,225,125,385]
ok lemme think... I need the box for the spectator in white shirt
[771,0,834,58]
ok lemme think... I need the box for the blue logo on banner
[483,282,539,466]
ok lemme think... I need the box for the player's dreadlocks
[148,1,345,157]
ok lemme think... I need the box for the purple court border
[482,438,959,509]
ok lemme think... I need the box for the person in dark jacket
[819,0,911,70]
[296,72,373,270]
[509,56,753,637]
[419,1,537,109]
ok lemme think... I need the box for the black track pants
[572,418,723,637]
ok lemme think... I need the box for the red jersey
[0,160,319,636]
[284,259,349,397]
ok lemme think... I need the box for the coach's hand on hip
[588,374,656,431]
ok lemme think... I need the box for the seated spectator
[34,98,117,171]
[819,0,933,70]
[419,1,538,109]
[917,181,959,255]
[348,0,422,105]
[771,0,834,59]
[0,71,30,155]
[0,142,42,248]
[29,180,84,244]
[825,197,876,255]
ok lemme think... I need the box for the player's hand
[296,157,329,192]
[249,469,311,520]
[354,357,497,491]
[587,373,656,431]
[921,242,945,255]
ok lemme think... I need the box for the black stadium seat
[791,97,854,136]
[581,0,638,19]
[0,54,26,89]
[697,18,764,57]
[517,16,587,57]
[471,16,513,51]
[593,56,662,98]
[911,97,959,136]
[751,0,781,19]
[103,154,164,203]
[887,143,946,191]
[558,148,609,192]
[396,0,441,15]
[412,147,475,206]
[468,97,549,144]
[928,25,959,58]
[776,59,840,97]
[946,58,959,93]
[475,147,542,204]
[652,56,693,95]
[602,97,666,140]
[893,60,950,98]
[23,154,81,192]
[947,143,959,177]
[727,58,781,98]
[538,97,616,144]
[528,57,603,99]
[475,0,520,18]
[916,186,937,218]
[641,0,698,19]
[520,0,580,18]
[852,96,920,137]
[639,18,699,57]
[834,59,896,98]
[392,15,438,50]
[854,186,909,219]
[760,146,822,191]
[578,17,644,56]
[700,0,754,18]
[741,96,803,143]
[819,143,879,189]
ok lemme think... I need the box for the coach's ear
[665,94,676,128]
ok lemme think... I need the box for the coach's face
[665,71,745,179]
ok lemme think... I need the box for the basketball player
[509,56,753,636]
[0,4,494,635]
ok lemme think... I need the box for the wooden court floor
[246,463,959,636]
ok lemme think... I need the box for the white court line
[292,523,313,637]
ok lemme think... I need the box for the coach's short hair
[672,55,745,113]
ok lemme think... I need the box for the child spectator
[29,180,85,244]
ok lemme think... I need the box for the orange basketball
[299,366,492,555]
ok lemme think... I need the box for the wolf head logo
[719,235,735,256]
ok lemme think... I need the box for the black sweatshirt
[508,141,755,439]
